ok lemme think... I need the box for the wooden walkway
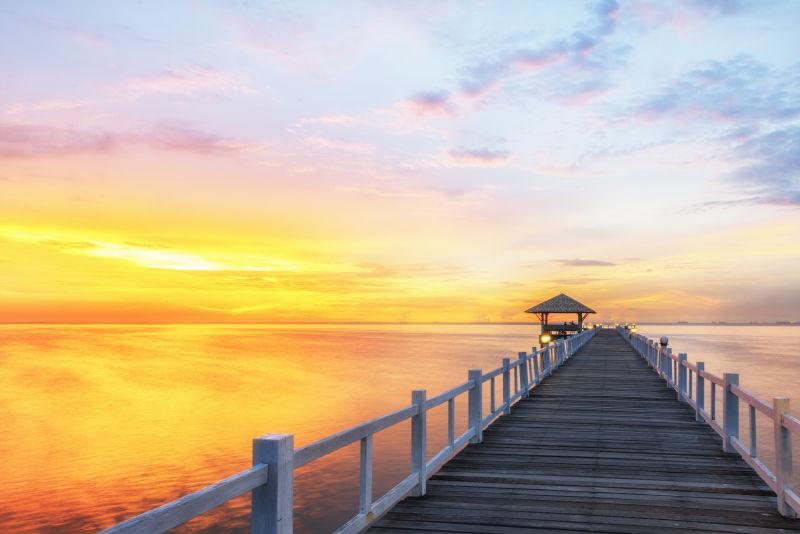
[369,330,800,533]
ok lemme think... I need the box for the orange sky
[2,2,799,324]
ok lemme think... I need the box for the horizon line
[0,321,797,326]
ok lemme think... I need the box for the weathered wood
[696,361,705,422]
[369,330,800,533]
[502,358,511,415]
[410,389,427,497]
[468,369,482,444]
[774,397,795,517]
[252,434,293,534]
[359,435,373,515]
[447,398,454,447]
[724,373,740,453]
[518,352,529,397]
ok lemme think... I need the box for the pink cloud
[0,123,116,158]
[3,99,88,116]
[112,66,256,98]
[0,122,247,159]
[407,91,453,116]
[448,148,510,166]
[145,126,248,154]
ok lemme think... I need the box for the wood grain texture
[368,330,800,533]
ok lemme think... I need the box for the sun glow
[1,2,799,324]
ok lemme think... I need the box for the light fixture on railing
[660,336,669,348]
[539,333,552,345]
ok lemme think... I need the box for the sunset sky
[1,1,799,323]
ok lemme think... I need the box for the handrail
[619,327,799,518]
[784,413,800,435]
[424,380,473,410]
[107,327,599,533]
[293,404,418,468]
[698,369,723,385]
[104,465,269,533]
[731,384,774,418]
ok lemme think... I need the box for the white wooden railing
[620,328,799,518]
[104,328,598,534]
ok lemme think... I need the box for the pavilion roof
[524,293,596,314]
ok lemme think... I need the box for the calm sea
[1,324,798,532]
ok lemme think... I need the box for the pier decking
[369,330,800,533]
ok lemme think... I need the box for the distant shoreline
[0,321,797,326]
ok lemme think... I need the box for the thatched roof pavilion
[525,293,596,340]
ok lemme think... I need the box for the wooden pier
[369,329,800,533]
[106,328,800,534]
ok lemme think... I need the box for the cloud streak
[448,148,510,165]
[457,0,621,101]
[407,91,452,116]
[556,259,617,267]
[637,56,800,122]
[0,122,248,158]
[112,66,257,98]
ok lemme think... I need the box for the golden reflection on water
[1,324,799,532]
[0,324,535,532]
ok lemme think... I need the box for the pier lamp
[660,336,669,348]
[539,333,552,345]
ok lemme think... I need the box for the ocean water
[0,324,798,532]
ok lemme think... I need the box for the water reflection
[2,324,798,532]
[0,324,533,533]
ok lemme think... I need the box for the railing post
[468,369,483,444]
[678,353,687,401]
[411,389,427,496]
[666,348,673,385]
[252,434,294,534]
[696,362,705,422]
[542,347,551,375]
[359,435,373,515]
[447,398,455,447]
[773,397,795,517]
[502,358,511,414]
[532,348,540,385]
[722,373,739,453]
[518,352,530,397]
